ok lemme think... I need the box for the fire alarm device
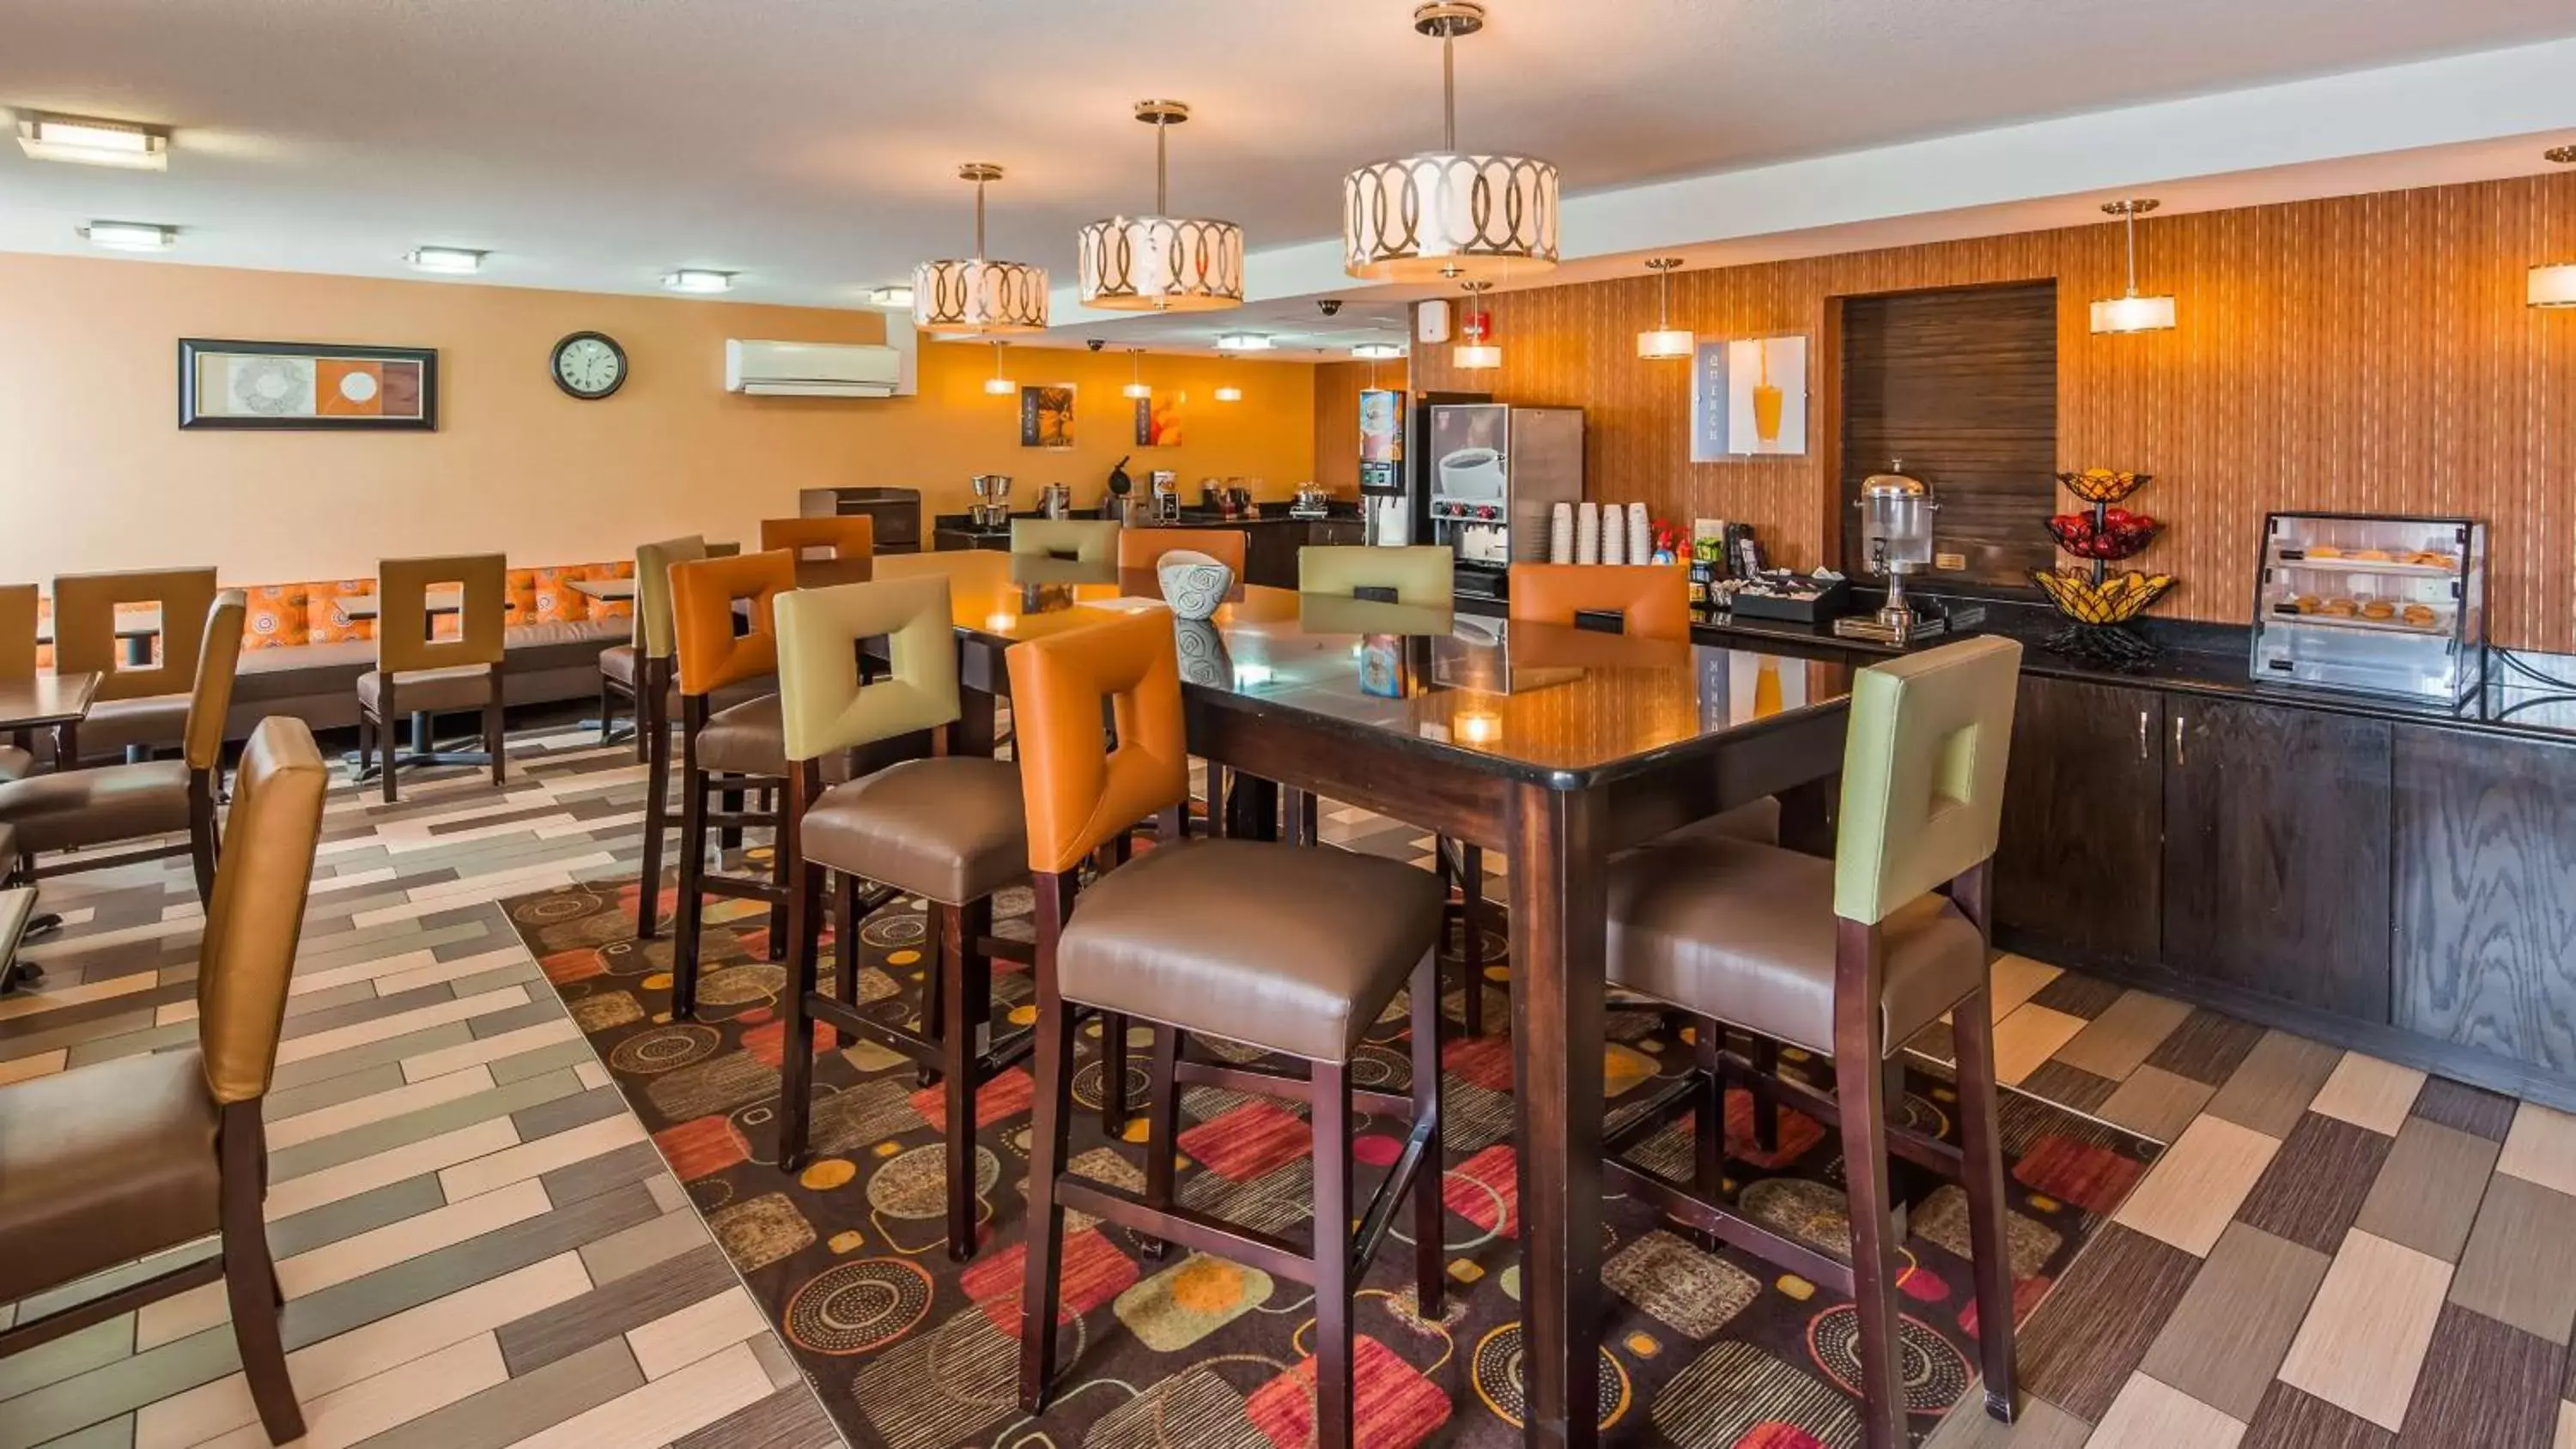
[1416,299,1452,344]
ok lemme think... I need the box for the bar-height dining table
[871,549,1853,1447]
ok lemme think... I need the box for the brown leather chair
[1010,609,1447,1449]
[1599,637,2026,1448]
[1115,525,1246,576]
[357,555,507,803]
[0,716,330,1446]
[50,567,219,764]
[761,516,876,589]
[667,549,799,1015]
[770,574,1030,1260]
[0,585,36,782]
[1508,561,1693,640]
[0,591,246,904]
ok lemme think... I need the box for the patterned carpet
[503,862,2161,1449]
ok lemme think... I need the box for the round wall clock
[550,331,627,399]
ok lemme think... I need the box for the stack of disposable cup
[1601,508,1626,565]
[1576,501,1601,565]
[1548,502,1573,564]
[1629,502,1652,563]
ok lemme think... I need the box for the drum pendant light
[1637,257,1693,360]
[1343,2,1558,283]
[915,163,1049,335]
[2090,198,2178,334]
[1078,101,1244,312]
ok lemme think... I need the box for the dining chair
[0,585,36,782]
[1008,518,1120,563]
[667,549,798,1016]
[1115,525,1246,576]
[1599,636,2026,1448]
[50,567,219,764]
[761,516,877,589]
[1010,609,1448,1449]
[356,555,507,803]
[769,574,1033,1260]
[0,591,246,904]
[1508,561,1693,640]
[623,536,710,937]
[0,715,329,1446]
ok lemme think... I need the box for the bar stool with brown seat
[1597,636,2026,1448]
[355,555,507,803]
[0,715,330,1446]
[0,591,246,905]
[666,549,798,1017]
[1012,608,1449,1447]
[762,515,876,588]
[1114,525,1246,577]
[0,585,38,782]
[1008,518,1120,563]
[769,573,1034,1260]
[50,567,219,765]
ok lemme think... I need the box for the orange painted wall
[1413,172,2576,650]
[0,252,1315,585]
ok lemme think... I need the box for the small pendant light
[1453,280,1500,369]
[2530,146,2576,308]
[916,163,1049,335]
[1343,3,1558,283]
[1637,257,1693,360]
[982,341,1015,396]
[1078,101,1244,312]
[2090,198,2177,334]
[1122,348,1151,399]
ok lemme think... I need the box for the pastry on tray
[2306,543,2344,559]
[2402,603,2438,627]
[2352,548,2393,562]
[2361,599,2397,621]
[2320,597,2357,617]
[2292,594,2324,613]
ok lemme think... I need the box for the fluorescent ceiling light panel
[408,246,485,275]
[1351,342,1406,360]
[18,112,168,169]
[866,284,915,308]
[1214,332,1273,352]
[664,269,734,294]
[79,221,175,252]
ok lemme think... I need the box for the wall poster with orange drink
[1686,334,1807,459]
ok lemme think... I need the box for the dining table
[870,549,1853,1448]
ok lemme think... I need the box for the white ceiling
[6,0,2576,353]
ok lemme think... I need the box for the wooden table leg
[1224,773,1279,842]
[954,684,1000,760]
[1507,781,1607,1449]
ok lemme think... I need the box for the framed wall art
[179,339,439,431]
[1687,335,1807,459]
[1134,390,1185,447]
[1020,383,1075,449]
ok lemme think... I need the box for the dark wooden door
[1994,675,2165,971]
[2392,724,2576,1070]
[2162,698,2392,1021]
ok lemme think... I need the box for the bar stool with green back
[355,555,507,803]
[625,536,710,937]
[1008,518,1120,563]
[769,574,1034,1261]
[1597,636,2026,1448]
[1010,608,1449,1448]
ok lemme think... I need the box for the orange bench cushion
[241,584,311,650]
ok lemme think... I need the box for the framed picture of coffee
[179,339,439,431]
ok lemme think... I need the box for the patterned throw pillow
[504,568,541,623]
[240,584,311,650]
[526,566,591,625]
[307,580,377,644]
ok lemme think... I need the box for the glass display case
[2251,512,2486,704]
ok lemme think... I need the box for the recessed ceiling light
[663,269,735,294]
[1214,332,1273,352]
[79,221,175,252]
[1351,342,1406,360]
[866,284,914,308]
[17,112,168,170]
[407,246,485,275]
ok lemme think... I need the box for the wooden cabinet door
[1993,675,2165,970]
[2162,698,2392,1021]
[2393,725,2576,1071]
[1242,525,1303,590]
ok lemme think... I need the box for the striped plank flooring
[8,715,2576,1447]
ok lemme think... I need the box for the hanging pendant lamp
[2530,146,2576,307]
[1123,349,1152,399]
[1078,101,1244,312]
[2090,198,2177,334]
[1344,2,1558,283]
[1637,257,1693,360]
[1452,281,1500,369]
[915,163,1049,335]
[982,341,1016,396]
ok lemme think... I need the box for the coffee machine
[1427,403,1584,600]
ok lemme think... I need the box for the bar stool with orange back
[49,567,218,765]
[769,573,1035,1260]
[762,516,876,589]
[1596,637,2028,1447]
[355,555,507,803]
[1009,608,1449,1448]
[666,549,797,1016]
[0,585,36,782]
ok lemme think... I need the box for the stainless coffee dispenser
[1832,460,1979,645]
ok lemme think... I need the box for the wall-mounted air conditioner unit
[724,337,913,398]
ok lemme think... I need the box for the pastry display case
[2251,512,2486,704]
